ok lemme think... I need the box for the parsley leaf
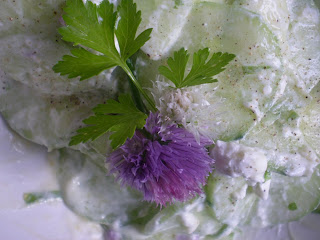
[159,48,236,88]
[115,0,152,60]
[58,0,119,63]
[53,0,157,112]
[53,48,117,80]
[53,0,152,80]
[53,0,157,148]
[69,94,147,149]
[158,48,190,88]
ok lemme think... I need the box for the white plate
[1,114,320,240]
[0,115,104,240]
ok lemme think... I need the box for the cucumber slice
[0,0,127,95]
[285,0,320,92]
[267,0,320,113]
[206,166,320,228]
[54,148,225,239]
[300,83,320,157]
[248,166,320,227]
[135,0,193,60]
[142,198,228,238]
[0,34,126,95]
[205,86,320,228]
[228,0,320,93]
[239,108,319,177]
[205,85,320,227]
[175,2,282,113]
[145,74,256,141]
[137,3,281,141]
[0,73,124,152]
[205,171,258,228]
[176,3,281,64]
[53,148,144,224]
[0,0,65,37]
[217,0,291,42]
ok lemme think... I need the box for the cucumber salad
[0,0,320,239]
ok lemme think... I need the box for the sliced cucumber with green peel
[0,74,124,153]
[206,85,320,228]
[142,198,229,238]
[206,166,320,228]
[0,0,129,95]
[135,0,193,60]
[285,0,320,92]
[175,2,282,113]
[137,2,281,141]
[205,171,258,228]
[262,0,320,113]
[0,34,126,95]
[0,0,66,37]
[299,83,320,157]
[228,0,320,93]
[216,0,291,41]
[54,148,226,239]
[53,148,144,224]
[176,3,281,63]
[240,93,320,176]
[239,106,319,177]
[248,166,320,227]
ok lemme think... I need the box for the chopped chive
[288,202,298,211]
[23,191,61,204]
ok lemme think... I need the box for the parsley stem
[128,79,147,113]
[126,58,147,113]
[121,63,157,112]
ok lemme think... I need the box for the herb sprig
[159,48,235,88]
[69,94,147,148]
[53,0,235,149]
[53,0,155,111]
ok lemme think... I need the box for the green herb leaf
[53,0,152,80]
[159,48,236,88]
[69,94,147,149]
[115,0,152,60]
[53,0,157,148]
[158,48,189,88]
[59,0,119,60]
[288,202,298,211]
[53,48,117,80]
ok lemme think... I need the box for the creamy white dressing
[138,0,193,60]
[254,180,271,200]
[211,141,268,186]
[270,146,319,177]
[0,0,320,239]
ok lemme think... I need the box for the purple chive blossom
[108,112,214,206]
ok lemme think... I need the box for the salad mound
[0,0,320,239]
